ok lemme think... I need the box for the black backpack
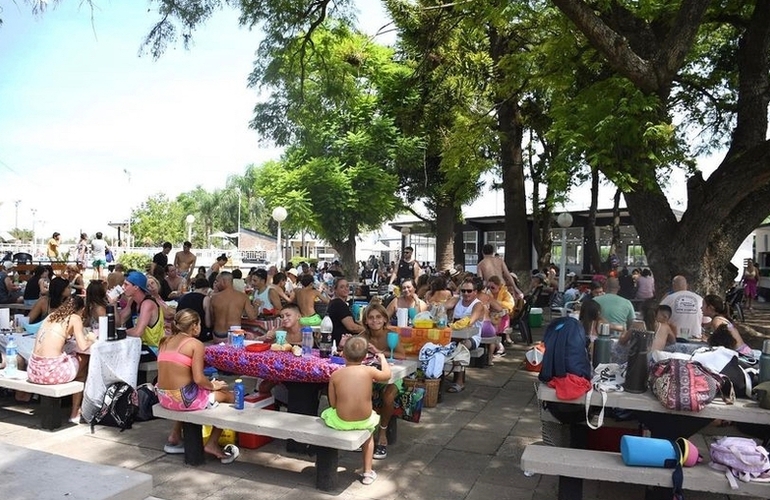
[135,383,160,421]
[90,382,139,433]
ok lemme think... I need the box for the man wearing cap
[0,261,23,304]
[119,271,164,360]
[47,232,61,260]
[151,242,172,275]
[210,272,258,341]
[285,267,299,296]
[173,241,197,283]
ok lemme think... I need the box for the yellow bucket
[202,425,237,446]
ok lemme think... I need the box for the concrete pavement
[2,305,770,500]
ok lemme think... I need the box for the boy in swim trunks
[295,274,329,326]
[321,337,391,485]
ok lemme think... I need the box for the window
[626,245,647,266]
[485,231,506,256]
[464,231,478,267]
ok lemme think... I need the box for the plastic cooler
[237,393,276,449]
[529,307,543,327]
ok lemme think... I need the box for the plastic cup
[275,330,287,345]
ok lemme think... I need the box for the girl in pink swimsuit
[156,309,239,463]
[27,295,95,423]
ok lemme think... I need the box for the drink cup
[275,330,287,345]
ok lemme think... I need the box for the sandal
[220,444,240,464]
[447,383,465,393]
[361,470,378,485]
[163,442,185,454]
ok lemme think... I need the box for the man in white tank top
[444,278,486,392]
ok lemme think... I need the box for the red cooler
[238,393,276,449]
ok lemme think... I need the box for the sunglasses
[460,289,475,293]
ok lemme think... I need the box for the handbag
[649,358,734,412]
[393,385,424,423]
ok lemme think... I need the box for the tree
[131,193,185,246]
[550,0,770,294]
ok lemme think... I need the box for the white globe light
[186,214,195,224]
[272,206,288,222]
[557,212,573,228]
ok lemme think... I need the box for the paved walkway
[2,305,769,500]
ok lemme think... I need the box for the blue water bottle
[233,378,245,410]
[301,326,313,356]
[5,335,18,378]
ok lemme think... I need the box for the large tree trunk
[433,201,457,273]
[331,232,357,280]
[584,165,602,274]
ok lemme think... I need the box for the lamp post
[237,188,242,249]
[557,212,573,292]
[124,169,132,248]
[14,200,21,230]
[271,206,287,269]
[186,214,195,243]
[31,208,37,254]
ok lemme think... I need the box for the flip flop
[447,383,465,393]
[220,444,240,464]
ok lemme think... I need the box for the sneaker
[373,444,387,459]
[163,442,185,454]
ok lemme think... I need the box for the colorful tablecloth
[388,326,452,355]
[205,345,341,383]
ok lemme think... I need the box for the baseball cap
[286,268,298,277]
[567,271,576,277]
[125,271,148,293]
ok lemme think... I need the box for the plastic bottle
[233,379,245,410]
[5,335,18,378]
[319,316,333,358]
[760,340,770,383]
[301,326,314,356]
[592,323,612,368]
[435,303,448,328]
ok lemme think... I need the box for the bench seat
[0,371,84,430]
[0,442,153,500]
[521,444,770,498]
[152,403,371,491]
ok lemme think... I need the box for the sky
[0,0,389,242]
[0,1,720,247]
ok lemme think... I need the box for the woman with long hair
[23,265,49,306]
[84,280,109,330]
[28,276,71,324]
[27,295,95,423]
[156,309,238,463]
[702,294,751,355]
[742,259,759,311]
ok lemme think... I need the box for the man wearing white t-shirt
[660,275,703,339]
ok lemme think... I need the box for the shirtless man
[295,274,329,326]
[477,244,524,299]
[164,264,185,298]
[173,241,197,283]
[210,272,257,342]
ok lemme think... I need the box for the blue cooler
[621,435,678,468]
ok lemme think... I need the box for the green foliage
[117,252,151,272]
[131,193,185,246]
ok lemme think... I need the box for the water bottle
[233,378,245,410]
[301,326,313,356]
[760,340,770,383]
[593,324,612,368]
[106,304,116,341]
[436,303,448,328]
[5,335,18,378]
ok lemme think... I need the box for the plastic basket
[404,377,441,408]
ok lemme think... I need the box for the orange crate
[390,326,452,355]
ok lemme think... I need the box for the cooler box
[529,308,543,328]
[238,393,276,449]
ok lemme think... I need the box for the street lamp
[237,188,242,249]
[400,226,411,256]
[271,206,287,269]
[186,214,195,243]
[31,208,37,254]
[14,200,21,230]
[557,212,573,292]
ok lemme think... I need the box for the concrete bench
[0,371,84,430]
[152,403,371,491]
[521,444,770,499]
[0,441,153,499]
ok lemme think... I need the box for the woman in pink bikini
[156,309,239,463]
[27,295,95,423]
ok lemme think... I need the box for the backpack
[90,382,139,432]
[135,383,159,422]
[648,359,733,412]
[538,316,591,383]
[709,437,770,488]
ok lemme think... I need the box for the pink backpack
[709,437,770,489]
